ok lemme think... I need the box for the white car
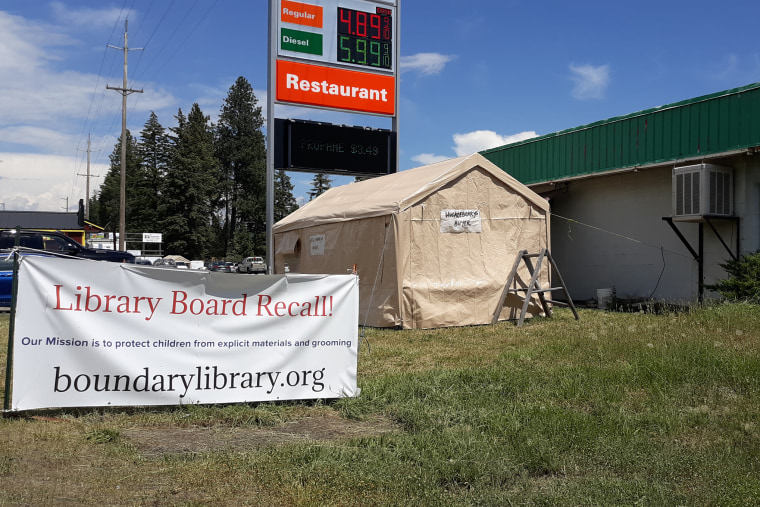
[237,256,266,274]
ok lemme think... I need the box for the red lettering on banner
[257,294,333,317]
[51,285,163,321]
[170,291,248,316]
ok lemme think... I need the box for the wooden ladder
[492,249,579,327]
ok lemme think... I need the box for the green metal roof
[480,82,760,185]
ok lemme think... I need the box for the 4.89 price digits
[337,7,392,41]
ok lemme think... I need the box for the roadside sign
[276,59,395,115]
[274,118,396,175]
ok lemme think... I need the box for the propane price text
[351,144,379,156]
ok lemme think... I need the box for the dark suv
[0,229,135,263]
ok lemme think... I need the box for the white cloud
[452,130,538,156]
[0,9,176,211]
[569,63,610,100]
[410,130,539,168]
[0,126,78,153]
[0,153,109,212]
[411,153,451,166]
[400,53,455,76]
[0,11,72,73]
[50,1,131,29]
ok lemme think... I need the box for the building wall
[547,158,757,303]
[734,156,760,253]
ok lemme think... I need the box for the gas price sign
[277,0,397,74]
[336,6,392,70]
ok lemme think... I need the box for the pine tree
[161,105,220,259]
[216,76,266,256]
[133,112,170,234]
[274,169,299,221]
[229,225,256,259]
[308,173,333,201]
[96,130,141,238]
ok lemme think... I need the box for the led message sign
[274,118,397,176]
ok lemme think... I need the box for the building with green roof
[481,83,760,303]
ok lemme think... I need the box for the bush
[707,251,760,303]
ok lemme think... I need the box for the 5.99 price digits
[338,37,391,69]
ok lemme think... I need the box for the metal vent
[675,170,700,215]
[708,170,731,215]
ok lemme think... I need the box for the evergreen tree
[216,76,266,256]
[229,225,256,259]
[133,112,170,234]
[308,172,333,201]
[161,105,220,259]
[96,130,141,239]
[274,169,299,222]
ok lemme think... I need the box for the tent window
[276,231,299,255]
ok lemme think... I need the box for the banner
[9,256,359,411]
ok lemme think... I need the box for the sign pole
[393,0,400,165]
[266,0,277,274]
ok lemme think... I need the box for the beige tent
[273,153,551,329]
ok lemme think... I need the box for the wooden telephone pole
[77,134,100,220]
[107,19,142,251]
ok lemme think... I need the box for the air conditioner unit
[672,163,733,221]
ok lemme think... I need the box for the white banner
[310,234,326,255]
[10,256,359,411]
[440,209,481,233]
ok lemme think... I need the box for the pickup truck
[237,256,267,274]
[0,229,135,263]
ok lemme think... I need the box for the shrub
[707,251,760,303]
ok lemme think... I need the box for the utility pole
[77,134,100,220]
[107,19,143,251]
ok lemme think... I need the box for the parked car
[0,251,65,309]
[0,257,13,309]
[237,256,267,274]
[209,261,234,273]
[0,229,134,263]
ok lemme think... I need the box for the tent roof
[164,254,191,264]
[274,153,549,233]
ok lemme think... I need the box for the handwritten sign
[440,209,481,233]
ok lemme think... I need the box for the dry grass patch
[123,412,400,456]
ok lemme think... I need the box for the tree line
[88,76,325,261]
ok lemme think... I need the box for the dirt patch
[122,413,400,456]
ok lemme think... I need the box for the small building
[273,153,551,329]
[482,83,760,303]
[0,210,102,246]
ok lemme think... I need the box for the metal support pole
[266,0,276,274]
[698,222,704,302]
[3,227,21,412]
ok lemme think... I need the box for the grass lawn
[1,304,759,506]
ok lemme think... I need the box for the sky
[2,0,760,213]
